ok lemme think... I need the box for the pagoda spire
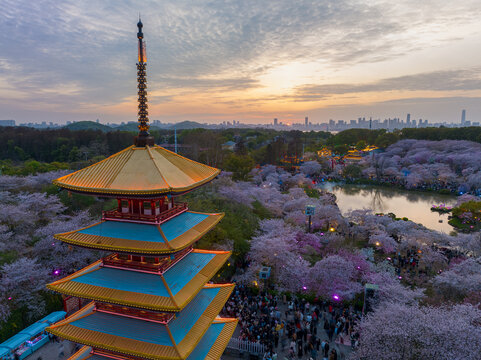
[135,17,154,146]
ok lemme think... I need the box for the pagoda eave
[52,180,217,198]
[47,285,235,360]
[53,212,225,255]
[46,250,231,312]
[52,145,221,198]
[68,318,238,360]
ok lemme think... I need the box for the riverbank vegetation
[449,197,481,232]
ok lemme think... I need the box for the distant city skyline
[1,1,481,124]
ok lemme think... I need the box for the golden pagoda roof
[67,318,237,360]
[47,249,231,312]
[53,145,220,196]
[47,284,235,360]
[54,211,224,254]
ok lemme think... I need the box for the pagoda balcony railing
[102,246,193,274]
[102,202,188,224]
[95,302,175,324]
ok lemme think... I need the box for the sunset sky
[1,0,481,125]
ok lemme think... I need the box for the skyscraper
[305,116,308,128]
[274,118,278,126]
[406,113,411,125]
[461,109,466,125]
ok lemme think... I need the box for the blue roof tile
[164,252,215,295]
[72,267,170,297]
[79,221,164,242]
[160,212,208,241]
[186,322,225,360]
[71,311,172,346]
[168,286,220,344]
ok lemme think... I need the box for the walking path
[23,339,76,360]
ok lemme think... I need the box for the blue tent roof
[0,311,66,352]
[186,322,225,360]
[19,322,47,337]
[41,311,66,324]
[0,346,11,357]
[0,333,30,350]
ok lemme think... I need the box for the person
[328,349,338,360]
[297,338,303,358]
[288,346,295,359]
[323,342,329,360]
[309,342,318,359]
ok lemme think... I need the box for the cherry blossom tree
[307,254,364,300]
[32,210,98,272]
[241,219,309,292]
[300,161,322,176]
[0,258,50,321]
[432,257,481,300]
[369,230,398,253]
[357,139,481,193]
[363,270,424,305]
[352,302,481,360]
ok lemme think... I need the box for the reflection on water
[318,183,457,233]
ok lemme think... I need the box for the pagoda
[46,19,237,360]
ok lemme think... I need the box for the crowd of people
[221,285,361,359]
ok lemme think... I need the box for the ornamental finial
[135,17,154,147]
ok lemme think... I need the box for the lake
[318,183,457,233]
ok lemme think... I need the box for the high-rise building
[305,116,308,127]
[461,109,466,125]
[274,118,278,126]
[0,120,15,126]
[406,113,411,125]
[45,19,237,360]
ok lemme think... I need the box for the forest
[1,125,481,176]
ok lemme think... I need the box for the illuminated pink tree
[353,302,481,360]
[0,258,50,321]
[307,254,364,300]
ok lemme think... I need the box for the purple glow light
[320,232,324,236]
[332,294,340,301]
[387,257,392,260]
[302,286,307,290]
[54,270,60,275]
[398,276,402,279]
[356,266,361,270]
[8,297,12,300]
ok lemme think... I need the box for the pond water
[317,182,457,233]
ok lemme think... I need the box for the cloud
[292,68,481,101]
[0,0,481,123]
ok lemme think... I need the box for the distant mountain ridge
[64,121,112,132]
[167,121,209,130]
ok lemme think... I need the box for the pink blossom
[353,302,481,359]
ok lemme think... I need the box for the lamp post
[305,205,316,233]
